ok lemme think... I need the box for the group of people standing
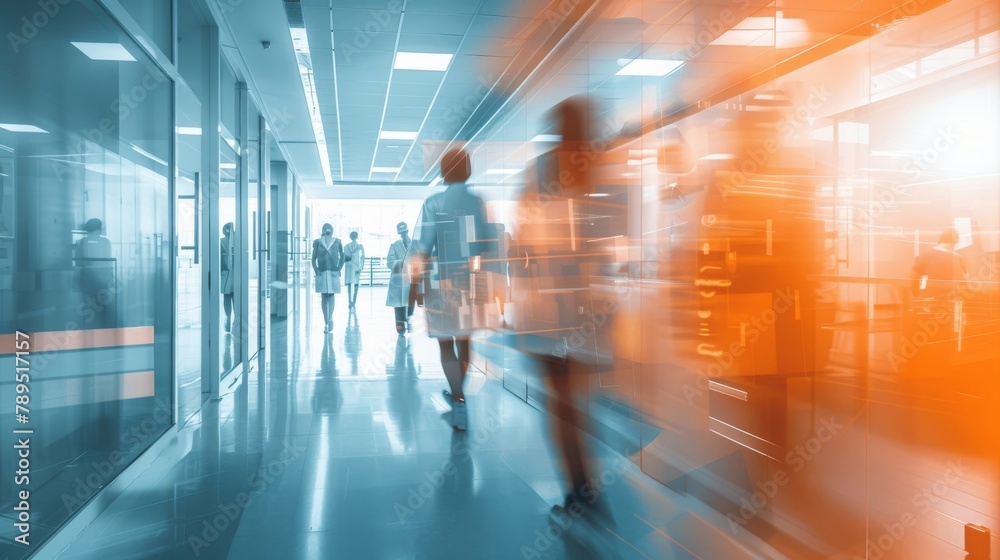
[310,228,365,333]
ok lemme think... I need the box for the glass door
[176,83,202,424]
[220,130,240,377]
[246,108,260,361]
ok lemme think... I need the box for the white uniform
[343,241,365,284]
[385,238,410,308]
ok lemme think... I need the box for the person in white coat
[343,231,366,308]
[385,222,413,334]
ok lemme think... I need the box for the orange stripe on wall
[0,327,155,355]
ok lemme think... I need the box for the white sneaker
[452,401,468,431]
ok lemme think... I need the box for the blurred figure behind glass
[914,228,968,297]
[76,218,115,328]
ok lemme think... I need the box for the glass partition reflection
[247,108,260,361]
[0,1,173,555]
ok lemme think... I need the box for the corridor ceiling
[216,0,958,190]
[218,0,598,189]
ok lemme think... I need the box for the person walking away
[408,148,490,431]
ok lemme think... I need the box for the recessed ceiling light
[531,134,561,142]
[626,158,656,166]
[616,58,683,77]
[220,163,237,169]
[380,131,418,141]
[177,127,202,136]
[394,52,453,71]
[0,123,48,133]
[586,193,610,197]
[371,166,402,173]
[699,154,736,160]
[70,42,136,61]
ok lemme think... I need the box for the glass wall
[220,132,239,375]
[0,1,173,556]
[219,63,240,377]
[176,82,202,425]
[247,104,260,361]
[477,0,1000,558]
[175,0,207,425]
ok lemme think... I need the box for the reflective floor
[54,288,784,560]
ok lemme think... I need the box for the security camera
[262,41,271,50]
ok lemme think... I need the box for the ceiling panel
[333,30,398,52]
[388,79,441,95]
[391,69,446,86]
[406,0,483,15]
[302,6,330,31]
[397,33,465,52]
[338,49,394,69]
[401,12,474,35]
[331,8,402,31]
[466,15,534,38]
[381,116,425,130]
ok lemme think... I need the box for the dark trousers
[394,304,414,331]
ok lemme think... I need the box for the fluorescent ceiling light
[371,166,401,173]
[586,193,610,197]
[70,42,136,61]
[177,127,202,136]
[380,131,418,141]
[0,123,48,133]
[394,52,453,71]
[616,58,683,77]
[699,154,736,160]
[220,163,236,169]
[289,26,333,185]
[531,134,561,142]
[486,168,520,175]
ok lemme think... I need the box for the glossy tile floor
[52,288,783,560]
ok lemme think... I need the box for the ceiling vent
[283,0,303,29]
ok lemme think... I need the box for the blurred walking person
[511,97,617,534]
[408,148,490,431]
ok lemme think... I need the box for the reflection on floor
[54,287,783,560]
